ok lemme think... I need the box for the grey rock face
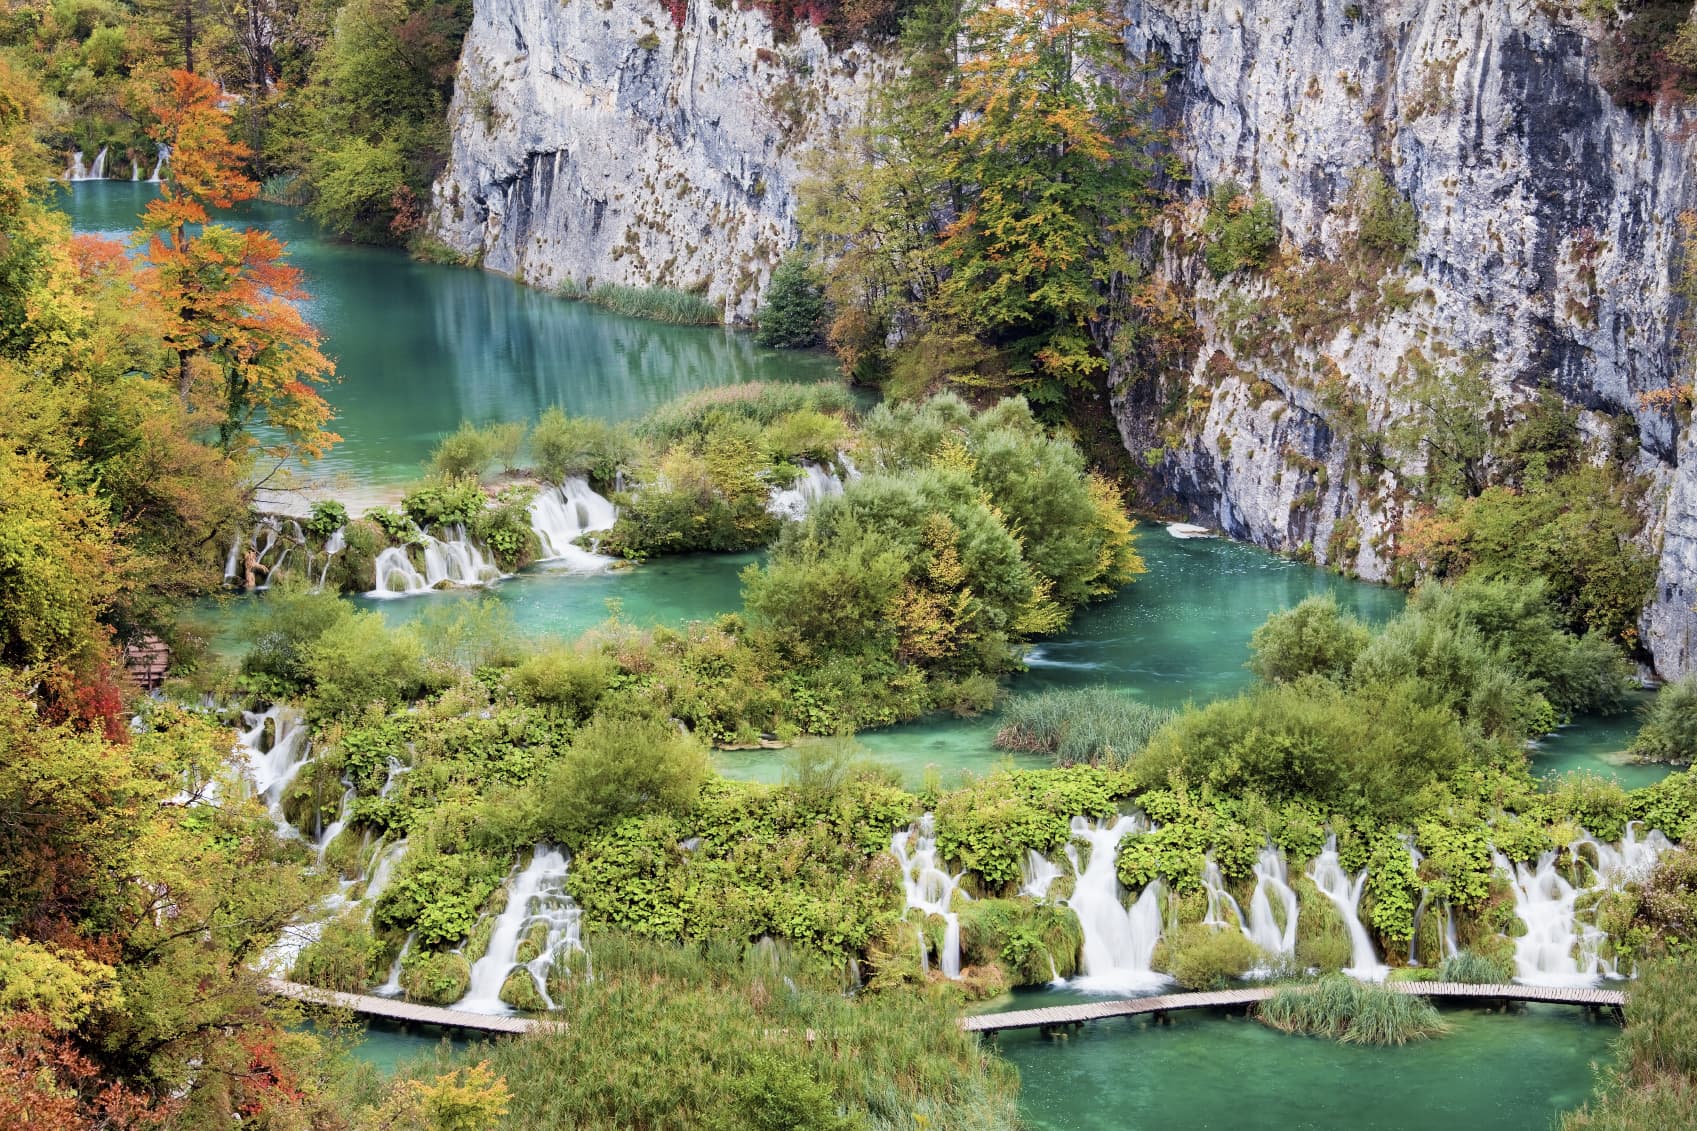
[1114,0,1697,674]
[426,0,880,322]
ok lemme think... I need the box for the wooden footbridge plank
[261,977,563,1035]
[961,982,1627,1033]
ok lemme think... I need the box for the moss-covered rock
[461,887,511,965]
[292,916,380,992]
[513,921,550,965]
[400,951,471,1006]
[1294,879,1352,973]
[865,918,926,991]
[957,898,1082,985]
[499,968,549,1012]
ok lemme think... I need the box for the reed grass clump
[993,687,1172,768]
[638,381,858,442]
[1257,975,1449,1045]
[397,933,1021,1130]
[1435,950,1512,985]
[586,283,720,325]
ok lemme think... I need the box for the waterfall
[767,461,844,521]
[1246,844,1299,956]
[375,932,414,997]
[64,150,86,180]
[379,756,411,798]
[1020,849,1064,900]
[235,706,312,837]
[1201,857,1247,932]
[148,144,169,182]
[458,846,581,1014]
[892,815,967,979]
[131,161,140,181]
[368,527,502,597]
[1404,838,1428,966]
[87,146,107,179]
[529,478,616,569]
[1497,825,1672,985]
[364,838,407,907]
[314,785,356,860]
[1443,903,1460,960]
[1496,849,1605,986]
[1062,814,1167,994]
[1306,835,1387,980]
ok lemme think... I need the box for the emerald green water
[999,1003,1611,1130]
[54,182,838,492]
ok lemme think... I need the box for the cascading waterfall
[1405,838,1430,966]
[148,144,169,182]
[1020,848,1063,900]
[767,461,844,521]
[131,161,140,181]
[1246,844,1299,956]
[235,705,312,837]
[1496,848,1603,987]
[64,150,87,180]
[87,146,107,179]
[364,839,407,906]
[314,785,356,860]
[458,846,582,1014]
[1307,835,1388,980]
[368,526,502,597]
[374,932,414,997]
[1062,814,1167,994]
[1201,857,1247,932]
[892,815,967,979]
[529,478,616,569]
[1498,824,1672,985]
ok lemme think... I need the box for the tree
[754,254,827,349]
[935,0,1165,400]
[133,69,338,464]
[1248,596,1371,685]
[540,715,710,847]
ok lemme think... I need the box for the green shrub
[1435,950,1512,984]
[364,505,414,541]
[540,714,711,848]
[1248,595,1370,684]
[1353,169,1418,258]
[1158,923,1263,990]
[386,933,1020,1130]
[470,485,538,571]
[529,409,634,486]
[302,611,431,721]
[639,383,856,445]
[239,585,359,697]
[430,421,495,480]
[755,255,827,348]
[507,648,613,721]
[993,687,1171,768]
[399,950,472,1006]
[401,475,487,530]
[306,499,350,540]
[1564,955,1697,1128]
[956,898,1083,984]
[292,915,382,992]
[1257,975,1448,1045]
[586,283,720,325]
[1633,677,1697,765]
[1201,182,1280,277]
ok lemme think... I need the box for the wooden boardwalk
[961,982,1627,1033]
[260,977,562,1036]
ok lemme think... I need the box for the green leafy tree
[541,715,710,847]
[755,254,828,349]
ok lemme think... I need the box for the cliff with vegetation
[424,0,885,320]
[1112,0,1697,673]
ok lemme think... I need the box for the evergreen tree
[755,255,828,348]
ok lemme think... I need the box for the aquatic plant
[1435,950,1513,984]
[993,687,1172,768]
[1257,975,1448,1045]
[586,283,720,325]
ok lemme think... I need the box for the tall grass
[639,381,858,443]
[395,932,1021,1130]
[586,283,721,325]
[1562,955,1697,1128]
[1435,950,1512,985]
[993,687,1173,768]
[1257,975,1449,1045]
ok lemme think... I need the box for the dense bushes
[1200,182,1280,277]
[755,255,828,348]
[1563,954,1697,1129]
[394,933,1021,1130]
[1633,677,1697,764]
[540,715,711,848]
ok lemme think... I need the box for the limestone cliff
[1114,0,1697,675]
[426,0,880,322]
[430,0,1697,675]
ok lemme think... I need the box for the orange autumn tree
[133,69,338,464]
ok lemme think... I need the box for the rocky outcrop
[426,0,881,322]
[1113,0,1697,674]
